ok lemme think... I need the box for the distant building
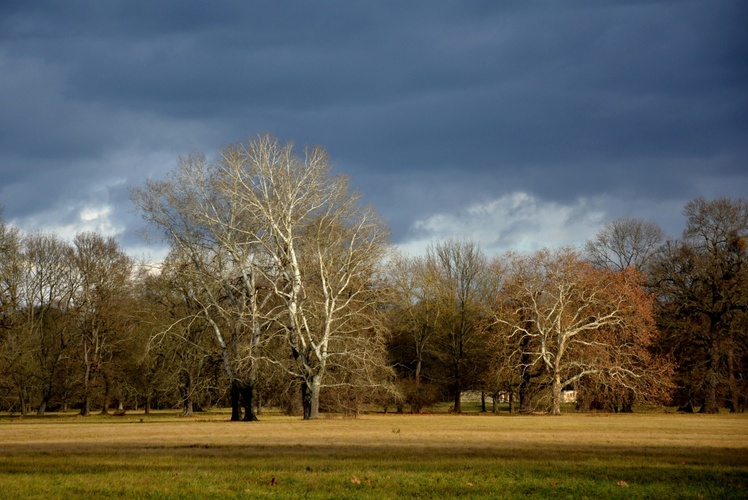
[561,390,577,403]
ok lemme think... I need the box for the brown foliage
[489,248,672,414]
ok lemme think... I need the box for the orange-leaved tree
[492,248,669,415]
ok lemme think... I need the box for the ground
[0,409,746,498]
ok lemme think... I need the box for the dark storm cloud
[1,1,746,255]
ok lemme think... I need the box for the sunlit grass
[1,409,746,498]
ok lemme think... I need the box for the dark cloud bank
[1,1,746,257]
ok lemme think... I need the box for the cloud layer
[1,1,746,258]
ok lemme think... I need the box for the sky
[1,1,746,261]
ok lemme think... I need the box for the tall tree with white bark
[133,134,391,419]
[218,135,391,419]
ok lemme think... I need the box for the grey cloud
[0,1,746,253]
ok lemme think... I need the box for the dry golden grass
[0,410,746,498]
[2,411,745,451]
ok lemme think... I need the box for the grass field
[1,409,746,498]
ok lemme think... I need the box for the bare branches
[132,134,391,419]
[491,248,664,414]
[585,218,665,273]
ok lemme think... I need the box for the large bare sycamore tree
[133,135,391,419]
[493,248,665,415]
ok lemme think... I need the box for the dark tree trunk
[241,383,258,421]
[701,345,721,414]
[301,377,320,420]
[181,372,194,417]
[37,380,55,416]
[17,386,28,417]
[518,335,534,414]
[519,371,533,414]
[80,397,91,416]
[452,367,462,414]
[182,398,194,417]
[620,390,635,413]
[100,374,110,415]
[727,343,738,413]
[678,401,694,413]
[230,380,242,421]
[80,363,92,416]
[509,391,515,414]
[302,381,312,419]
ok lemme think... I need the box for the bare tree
[132,151,269,421]
[386,251,442,412]
[483,258,527,414]
[19,232,77,415]
[133,252,225,416]
[652,197,748,413]
[133,134,391,419]
[0,213,23,413]
[0,209,22,332]
[429,239,491,414]
[494,248,665,415]
[585,218,665,273]
[0,214,35,413]
[71,231,134,416]
[220,135,391,419]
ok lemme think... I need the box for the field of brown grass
[1,411,746,498]
[2,411,746,451]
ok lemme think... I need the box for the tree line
[1,136,746,418]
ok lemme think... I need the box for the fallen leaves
[350,475,373,486]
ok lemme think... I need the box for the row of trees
[0,226,140,416]
[384,200,746,416]
[1,136,746,417]
[388,240,669,416]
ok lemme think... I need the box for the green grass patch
[0,411,746,498]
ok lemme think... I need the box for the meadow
[0,408,746,499]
